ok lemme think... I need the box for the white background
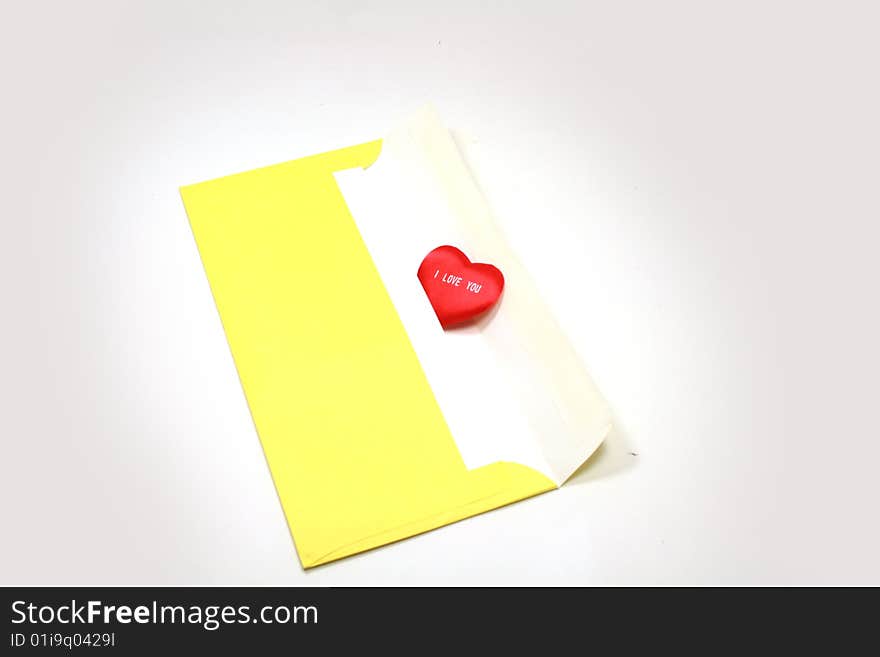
[1,1,878,585]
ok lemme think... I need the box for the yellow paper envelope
[180,108,611,568]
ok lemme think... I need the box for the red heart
[417,245,504,329]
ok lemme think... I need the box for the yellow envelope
[180,108,611,568]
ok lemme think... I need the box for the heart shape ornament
[417,245,504,329]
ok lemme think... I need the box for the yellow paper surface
[180,142,555,568]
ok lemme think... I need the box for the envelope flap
[335,107,612,485]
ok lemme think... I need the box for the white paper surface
[335,107,611,485]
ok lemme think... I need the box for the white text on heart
[433,270,483,294]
